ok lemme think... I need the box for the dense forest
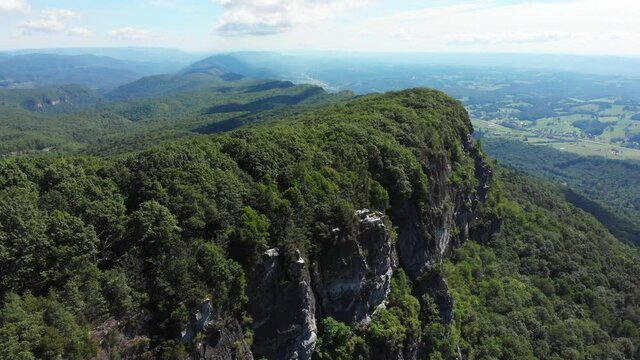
[1,88,639,359]
[447,169,640,359]
[481,138,640,245]
[0,77,353,156]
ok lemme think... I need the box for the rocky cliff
[313,209,396,325]
[240,101,493,358]
[249,249,317,360]
[124,88,493,359]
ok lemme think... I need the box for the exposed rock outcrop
[392,136,492,325]
[192,319,253,360]
[243,93,495,359]
[249,248,317,360]
[182,299,215,343]
[90,312,153,360]
[182,299,253,360]
[415,272,456,324]
[313,209,397,324]
[22,96,68,112]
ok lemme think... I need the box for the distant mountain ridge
[0,53,188,90]
[6,47,204,67]
[0,70,353,155]
[0,85,103,114]
[105,73,227,101]
[181,54,248,76]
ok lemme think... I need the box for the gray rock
[182,299,215,343]
[249,248,317,360]
[314,209,397,324]
[182,299,253,360]
[193,320,254,360]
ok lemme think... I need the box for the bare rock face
[182,299,253,360]
[248,210,397,359]
[415,273,456,324]
[313,209,397,324]
[193,319,253,360]
[394,139,493,324]
[249,248,317,360]
[396,202,434,280]
[182,299,215,343]
[245,132,494,358]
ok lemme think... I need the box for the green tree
[230,206,270,264]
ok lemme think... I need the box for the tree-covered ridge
[0,88,638,359]
[481,138,640,245]
[446,169,640,359]
[0,76,353,156]
[0,89,478,358]
[0,85,103,114]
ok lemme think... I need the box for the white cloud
[67,27,92,37]
[17,18,65,33]
[215,0,371,36]
[350,0,640,55]
[41,9,77,20]
[447,32,574,46]
[17,9,78,34]
[0,0,28,12]
[390,28,413,41]
[605,31,640,41]
[108,27,153,41]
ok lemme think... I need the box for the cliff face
[395,135,492,324]
[181,300,253,360]
[249,249,317,360]
[244,209,399,360]
[183,89,494,359]
[313,209,397,325]
[244,130,492,359]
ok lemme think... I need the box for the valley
[175,52,640,161]
[470,95,640,160]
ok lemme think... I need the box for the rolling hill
[0,73,354,155]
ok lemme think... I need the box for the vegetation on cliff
[446,169,640,359]
[0,88,638,359]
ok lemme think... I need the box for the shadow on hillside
[563,188,640,245]
[220,73,245,81]
[193,107,294,134]
[243,81,295,93]
[206,87,323,114]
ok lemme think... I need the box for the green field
[472,118,640,161]
[469,93,640,161]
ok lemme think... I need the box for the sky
[0,0,639,56]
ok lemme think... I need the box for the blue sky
[1,0,639,56]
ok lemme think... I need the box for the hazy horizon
[5,46,640,59]
[5,47,640,78]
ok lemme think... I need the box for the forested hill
[481,138,640,245]
[0,89,639,360]
[0,77,353,156]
